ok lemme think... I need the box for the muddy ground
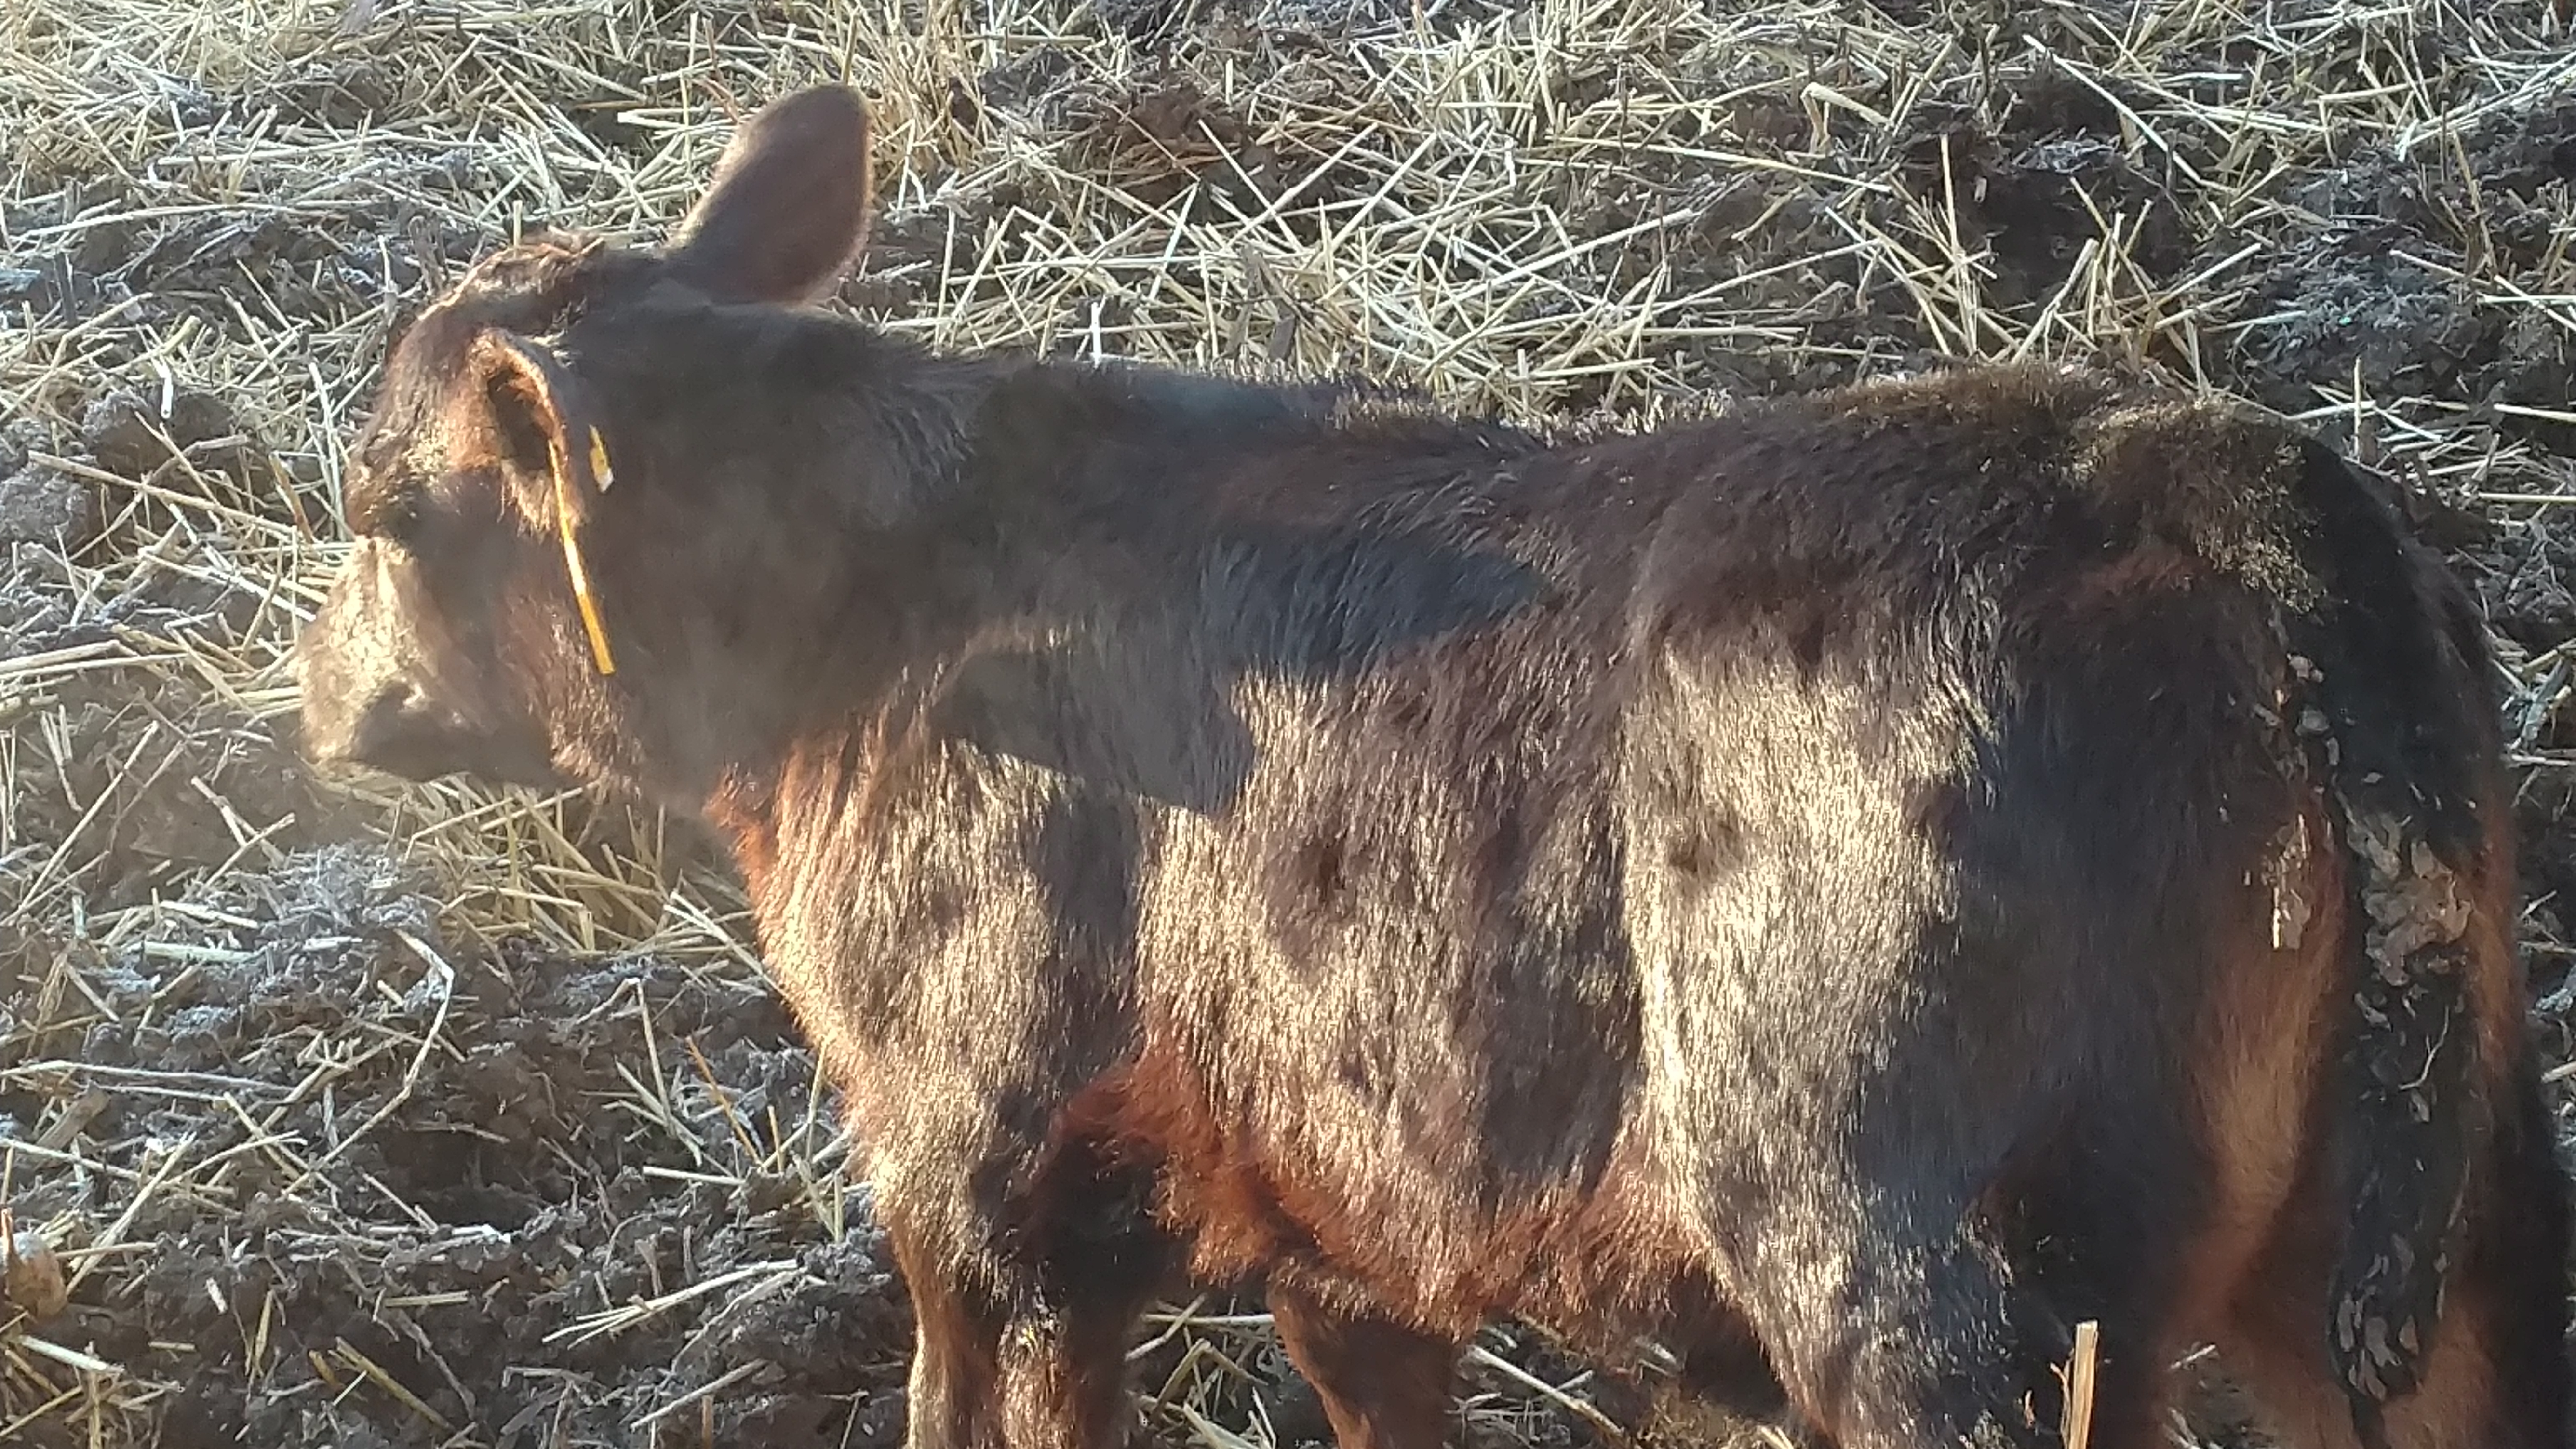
[4,0,2576,1446]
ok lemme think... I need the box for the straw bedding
[3,0,2574,1444]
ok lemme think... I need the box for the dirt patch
[2,845,914,1449]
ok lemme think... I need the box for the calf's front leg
[882,1155,1174,1449]
[1266,1278,1457,1449]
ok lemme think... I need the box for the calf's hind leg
[1744,1220,2174,1449]
[1724,1099,2207,1449]
[2214,1062,2573,1449]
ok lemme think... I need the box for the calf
[292,84,2571,1449]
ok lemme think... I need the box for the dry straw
[3,0,2574,1444]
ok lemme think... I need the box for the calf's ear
[464,331,607,527]
[664,85,875,306]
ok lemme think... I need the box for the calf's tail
[2283,436,2536,1449]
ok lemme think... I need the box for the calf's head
[293,86,884,798]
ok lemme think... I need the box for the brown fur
[290,86,2571,1449]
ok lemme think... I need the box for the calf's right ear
[664,85,875,307]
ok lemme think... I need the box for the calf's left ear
[664,85,875,306]
[465,330,610,527]
[463,330,624,676]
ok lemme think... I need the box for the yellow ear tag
[551,432,617,676]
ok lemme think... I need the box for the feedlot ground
[4,0,2576,1445]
